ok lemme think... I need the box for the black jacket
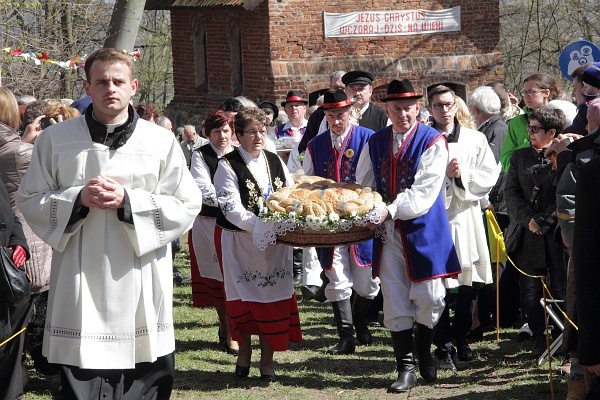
[505,146,562,271]
[574,156,600,366]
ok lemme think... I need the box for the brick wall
[166,0,502,129]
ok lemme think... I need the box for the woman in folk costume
[302,89,380,355]
[214,107,301,382]
[426,86,500,370]
[189,110,238,354]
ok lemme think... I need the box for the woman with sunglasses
[504,107,567,357]
[500,73,563,173]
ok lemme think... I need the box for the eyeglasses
[243,129,267,137]
[521,90,544,97]
[527,125,546,133]
[430,102,456,110]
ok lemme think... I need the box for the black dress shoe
[301,285,319,300]
[356,331,373,346]
[235,364,250,378]
[260,373,276,383]
[457,340,474,362]
[222,342,240,355]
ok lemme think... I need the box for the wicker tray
[277,225,374,248]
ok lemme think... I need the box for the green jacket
[500,106,532,173]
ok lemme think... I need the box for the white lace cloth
[252,204,389,250]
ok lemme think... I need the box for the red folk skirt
[214,226,302,351]
[189,230,225,309]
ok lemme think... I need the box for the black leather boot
[292,248,303,285]
[389,329,417,393]
[326,299,355,355]
[416,323,437,382]
[352,295,373,345]
[314,270,329,303]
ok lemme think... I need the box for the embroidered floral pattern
[217,189,237,215]
[273,177,283,191]
[237,266,291,288]
[245,179,260,210]
[203,186,218,207]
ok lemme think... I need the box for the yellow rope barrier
[486,210,575,400]
[0,327,26,348]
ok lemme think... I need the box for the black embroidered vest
[197,144,220,218]
[216,149,286,231]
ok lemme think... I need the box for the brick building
[146,0,503,127]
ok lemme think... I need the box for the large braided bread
[266,175,383,217]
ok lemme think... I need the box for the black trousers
[0,297,35,400]
[61,352,175,400]
[434,285,478,356]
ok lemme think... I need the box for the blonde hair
[44,103,81,121]
[454,95,476,129]
[0,87,20,129]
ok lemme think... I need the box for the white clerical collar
[93,112,128,134]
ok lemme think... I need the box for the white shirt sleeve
[302,149,315,176]
[214,158,258,233]
[190,151,217,207]
[356,143,376,188]
[388,140,449,220]
[287,143,302,174]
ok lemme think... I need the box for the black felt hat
[317,89,353,111]
[342,70,374,86]
[258,101,279,120]
[380,79,423,102]
[281,90,308,107]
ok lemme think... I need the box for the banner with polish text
[323,7,461,38]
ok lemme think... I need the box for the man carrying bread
[356,79,460,393]
[302,89,380,355]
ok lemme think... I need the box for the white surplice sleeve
[451,133,500,202]
[190,150,217,207]
[108,137,202,257]
[16,131,84,252]
[16,124,202,257]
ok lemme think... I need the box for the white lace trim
[252,204,388,250]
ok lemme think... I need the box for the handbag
[504,219,525,256]
[0,246,31,307]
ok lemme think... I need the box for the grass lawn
[23,239,568,399]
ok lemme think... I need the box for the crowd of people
[0,46,599,400]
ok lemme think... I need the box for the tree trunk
[104,0,146,52]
